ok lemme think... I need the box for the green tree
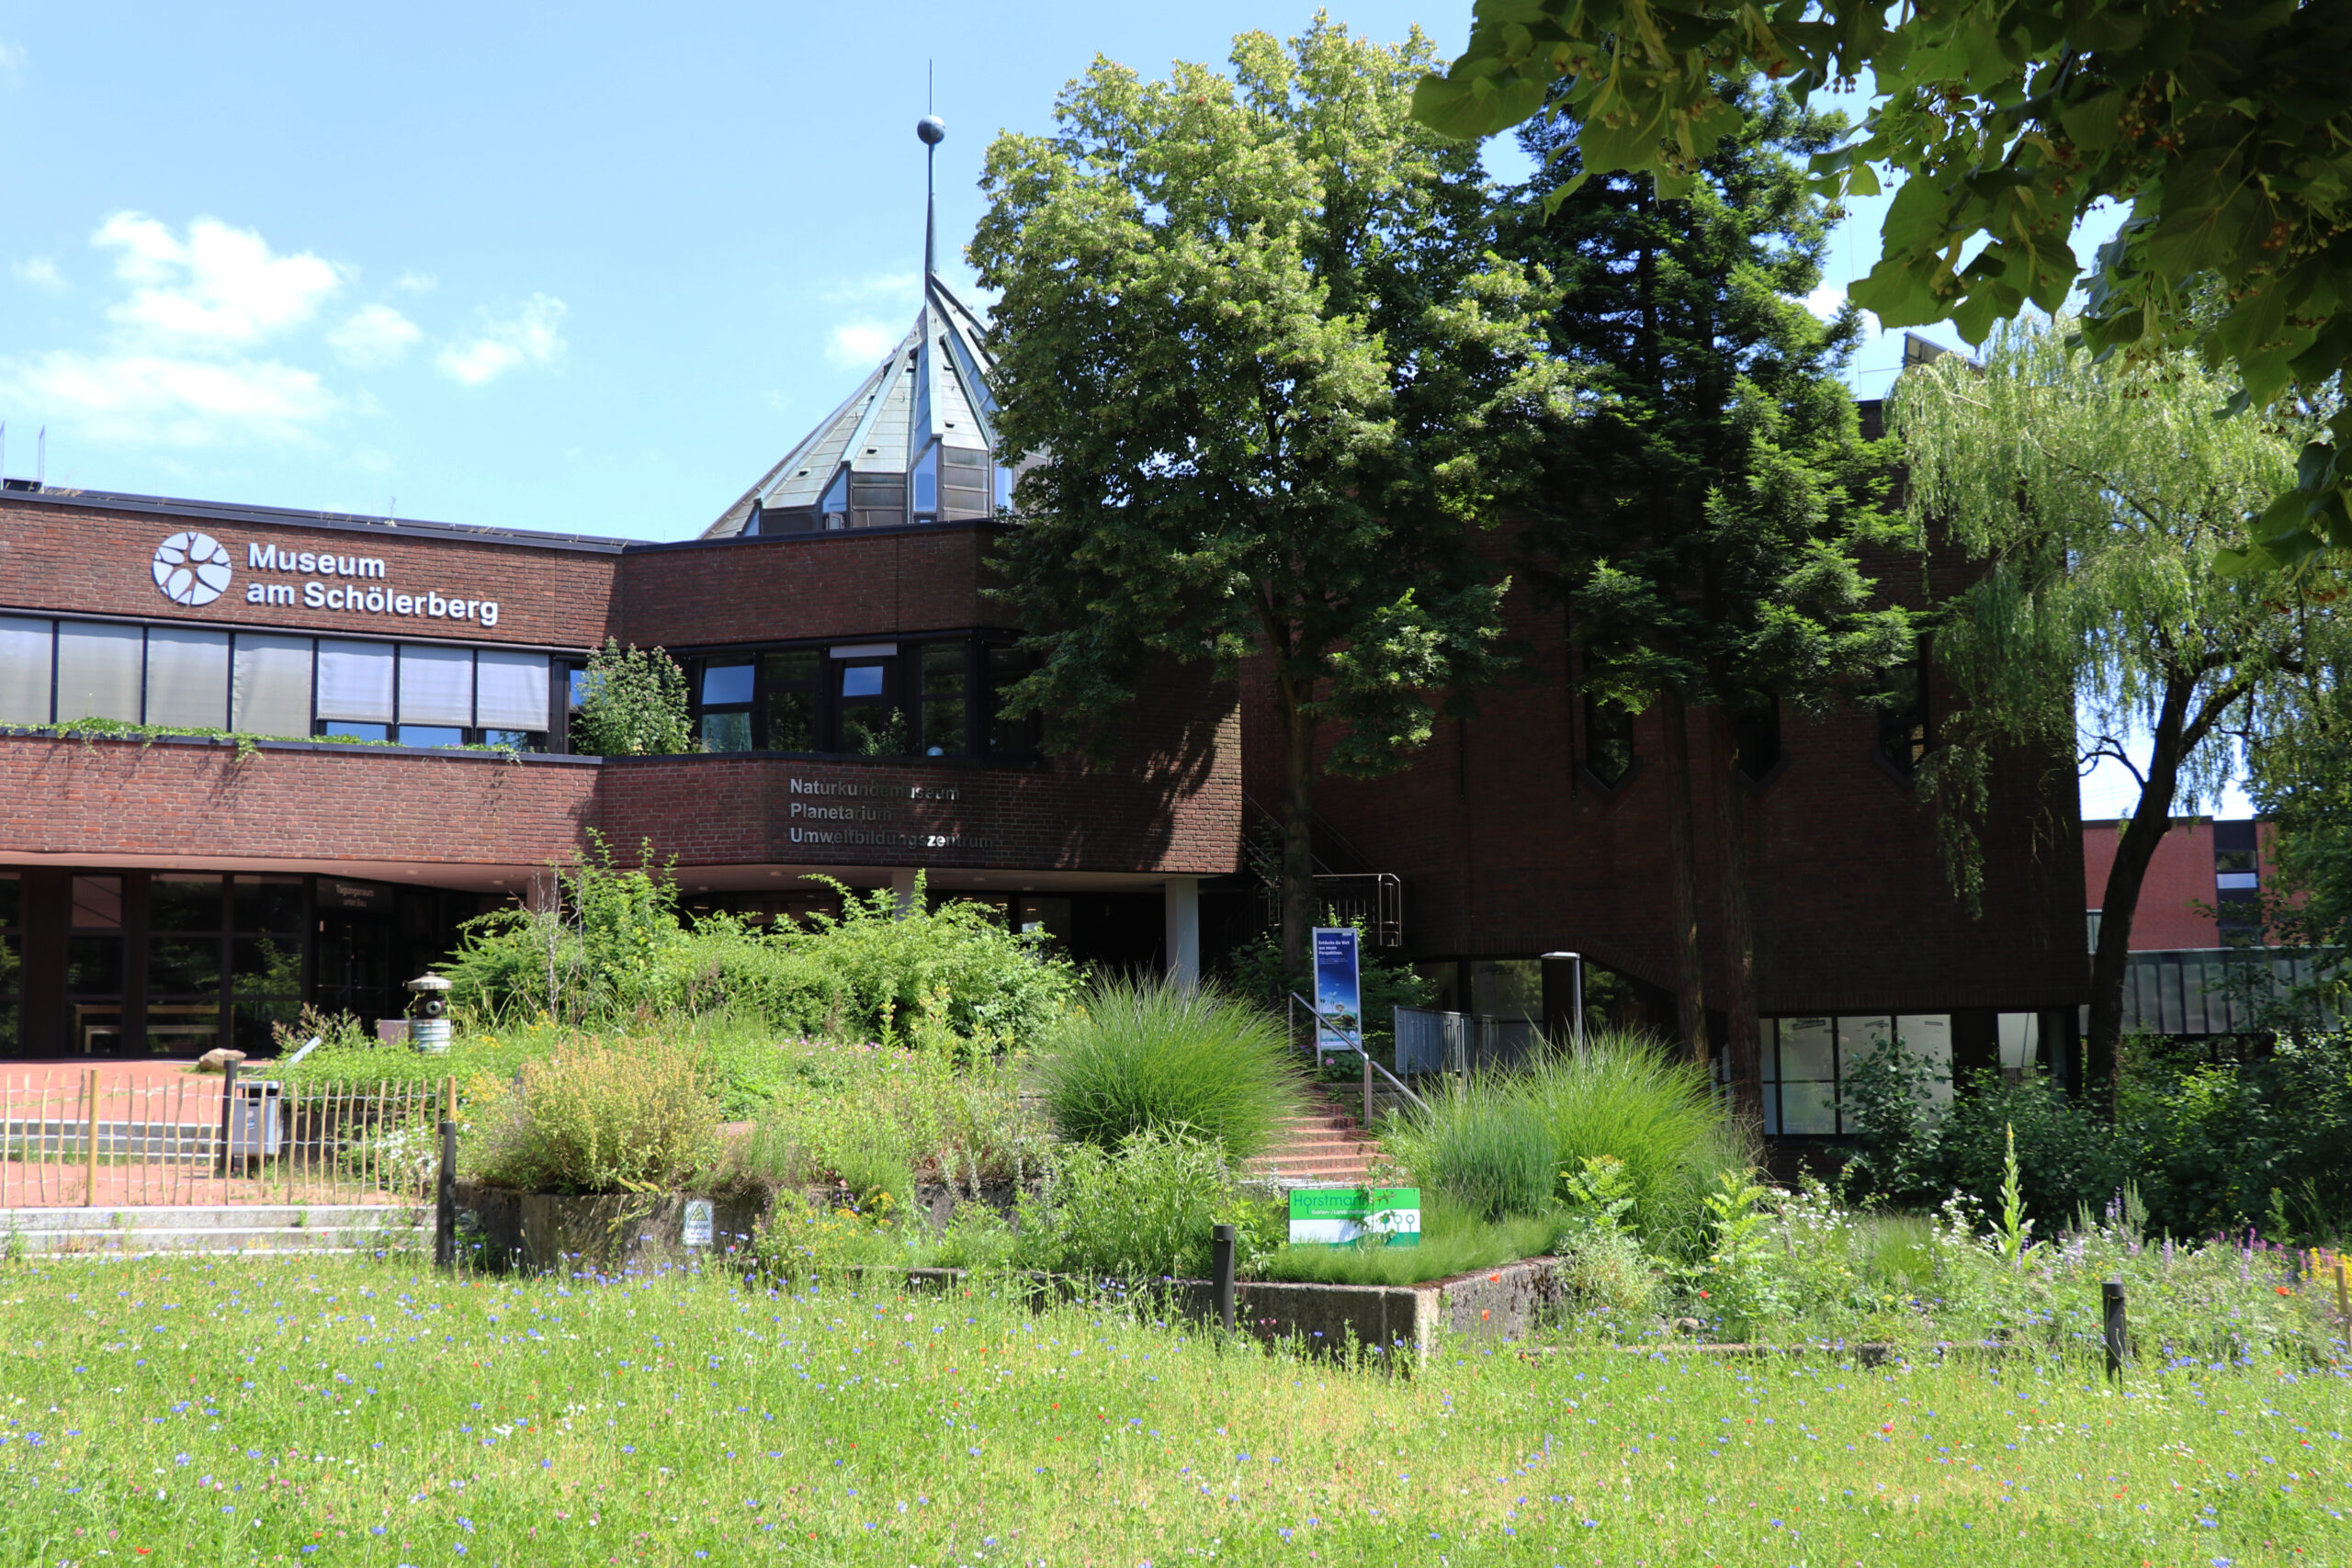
[1410,0,2352,565]
[2244,666,2352,1028]
[971,19,1577,979]
[570,637,694,757]
[1892,316,2342,1101]
[1509,79,1915,1108]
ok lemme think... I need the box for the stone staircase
[1246,1100,1385,1187]
[0,1204,433,1258]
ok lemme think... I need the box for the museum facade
[0,271,2089,1134]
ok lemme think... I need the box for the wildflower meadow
[0,1253,2345,1566]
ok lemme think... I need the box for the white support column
[890,868,920,919]
[1163,876,1201,989]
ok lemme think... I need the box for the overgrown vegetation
[464,1037,718,1195]
[444,847,1075,1048]
[1034,977,1302,1159]
[1839,1033,2352,1244]
[569,637,694,756]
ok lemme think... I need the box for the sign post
[1311,925,1363,1064]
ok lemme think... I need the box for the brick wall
[2084,818,2220,949]
[0,678,1240,879]
[1241,560,2088,1015]
[617,525,998,648]
[0,735,599,868]
[0,492,621,649]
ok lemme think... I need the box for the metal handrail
[1289,991,1429,1118]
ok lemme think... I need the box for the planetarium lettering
[242,542,502,626]
[784,774,994,850]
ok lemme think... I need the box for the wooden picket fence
[0,1068,448,1208]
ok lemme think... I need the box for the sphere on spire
[916,115,946,146]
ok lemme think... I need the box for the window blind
[475,649,549,730]
[144,626,230,729]
[315,641,395,723]
[232,635,314,735]
[399,645,474,726]
[0,617,51,727]
[56,623,144,723]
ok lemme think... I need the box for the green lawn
[1,1254,2345,1565]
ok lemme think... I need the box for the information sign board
[682,1199,715,1248]
[1287,1187,1420,1248]
[1311,925,1363,1057]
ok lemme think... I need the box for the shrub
[1034,977,1302,1158]
[1384,1033,1749,1252]
[571,637,694,756]
[1936,1069,2123,1232]
[1385,1078,1554,1221]
[466,1038,719,1194]
[1012,1130,1282,1280]
[778,876,1077,1050]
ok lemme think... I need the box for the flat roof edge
[0,488,634,554]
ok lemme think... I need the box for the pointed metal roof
[705,116,1001,539]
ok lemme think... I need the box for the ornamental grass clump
[467,1038,718,1195]
[1034,977,1301,1159]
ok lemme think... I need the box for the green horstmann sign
[1286,1187,1420,1248]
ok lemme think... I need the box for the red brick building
[0,267,2088,1127]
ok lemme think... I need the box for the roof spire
[917,63,944,286]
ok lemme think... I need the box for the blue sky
[0,2,2234,817]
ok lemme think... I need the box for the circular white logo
[153,531,233,607]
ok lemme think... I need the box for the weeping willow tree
[1893,317,2343,1100]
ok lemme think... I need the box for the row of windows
[0,617,554,748]
[0,872,304,1055]
[1751,1011,2043,1136]
[1579,658,1932,789]
[681,637,1037,758]
[755,443,1014,534]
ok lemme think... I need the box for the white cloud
[821,270,920,307]
[328,303,421,368]
[0,39,26,86]
[393,270,437,293]
[95,212,343,350]
[12,256,63,291]
[435,294,567,386]
[0,348,338,447]
[826,321,902,368]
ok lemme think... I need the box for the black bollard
[2102,1280,2127,1381]
[215,1059,239,1179]
[435,1120,458,1269]
[1213,1223,1237,1333]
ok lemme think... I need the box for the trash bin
[230,1079,283,1158]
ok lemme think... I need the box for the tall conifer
[1508,81,1915,1113]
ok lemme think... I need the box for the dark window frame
[678,633,1036,761]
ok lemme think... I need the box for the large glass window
[144,627,230,728]
[476,649,551,735]
[0,874,18,1054]
[1877,654,1929,775]
[0,617,51,727]
[941,446,990,518]
[986,644,1037,756]
[56,622,143,723]
[147,874,226,1055]
[836,654,903,754]
[1758,1014,1952,1136]
[1584,693,1634,787]
[399,645,475,727]
[233,634,315,736]
[698,660,755,752]
[232,874,305,1052]
[920,644,967,757]
[910,444,941,520]
[761,650,819,751]
[317,640,395,725]
[68,874,124,1053]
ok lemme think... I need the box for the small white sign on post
[682,1199,715,1248]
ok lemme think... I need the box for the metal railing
[1260,874,1405,949]
[0,1065,447,1209]
[1394,1007,1541,1077]
[1289,991,1428,1123]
